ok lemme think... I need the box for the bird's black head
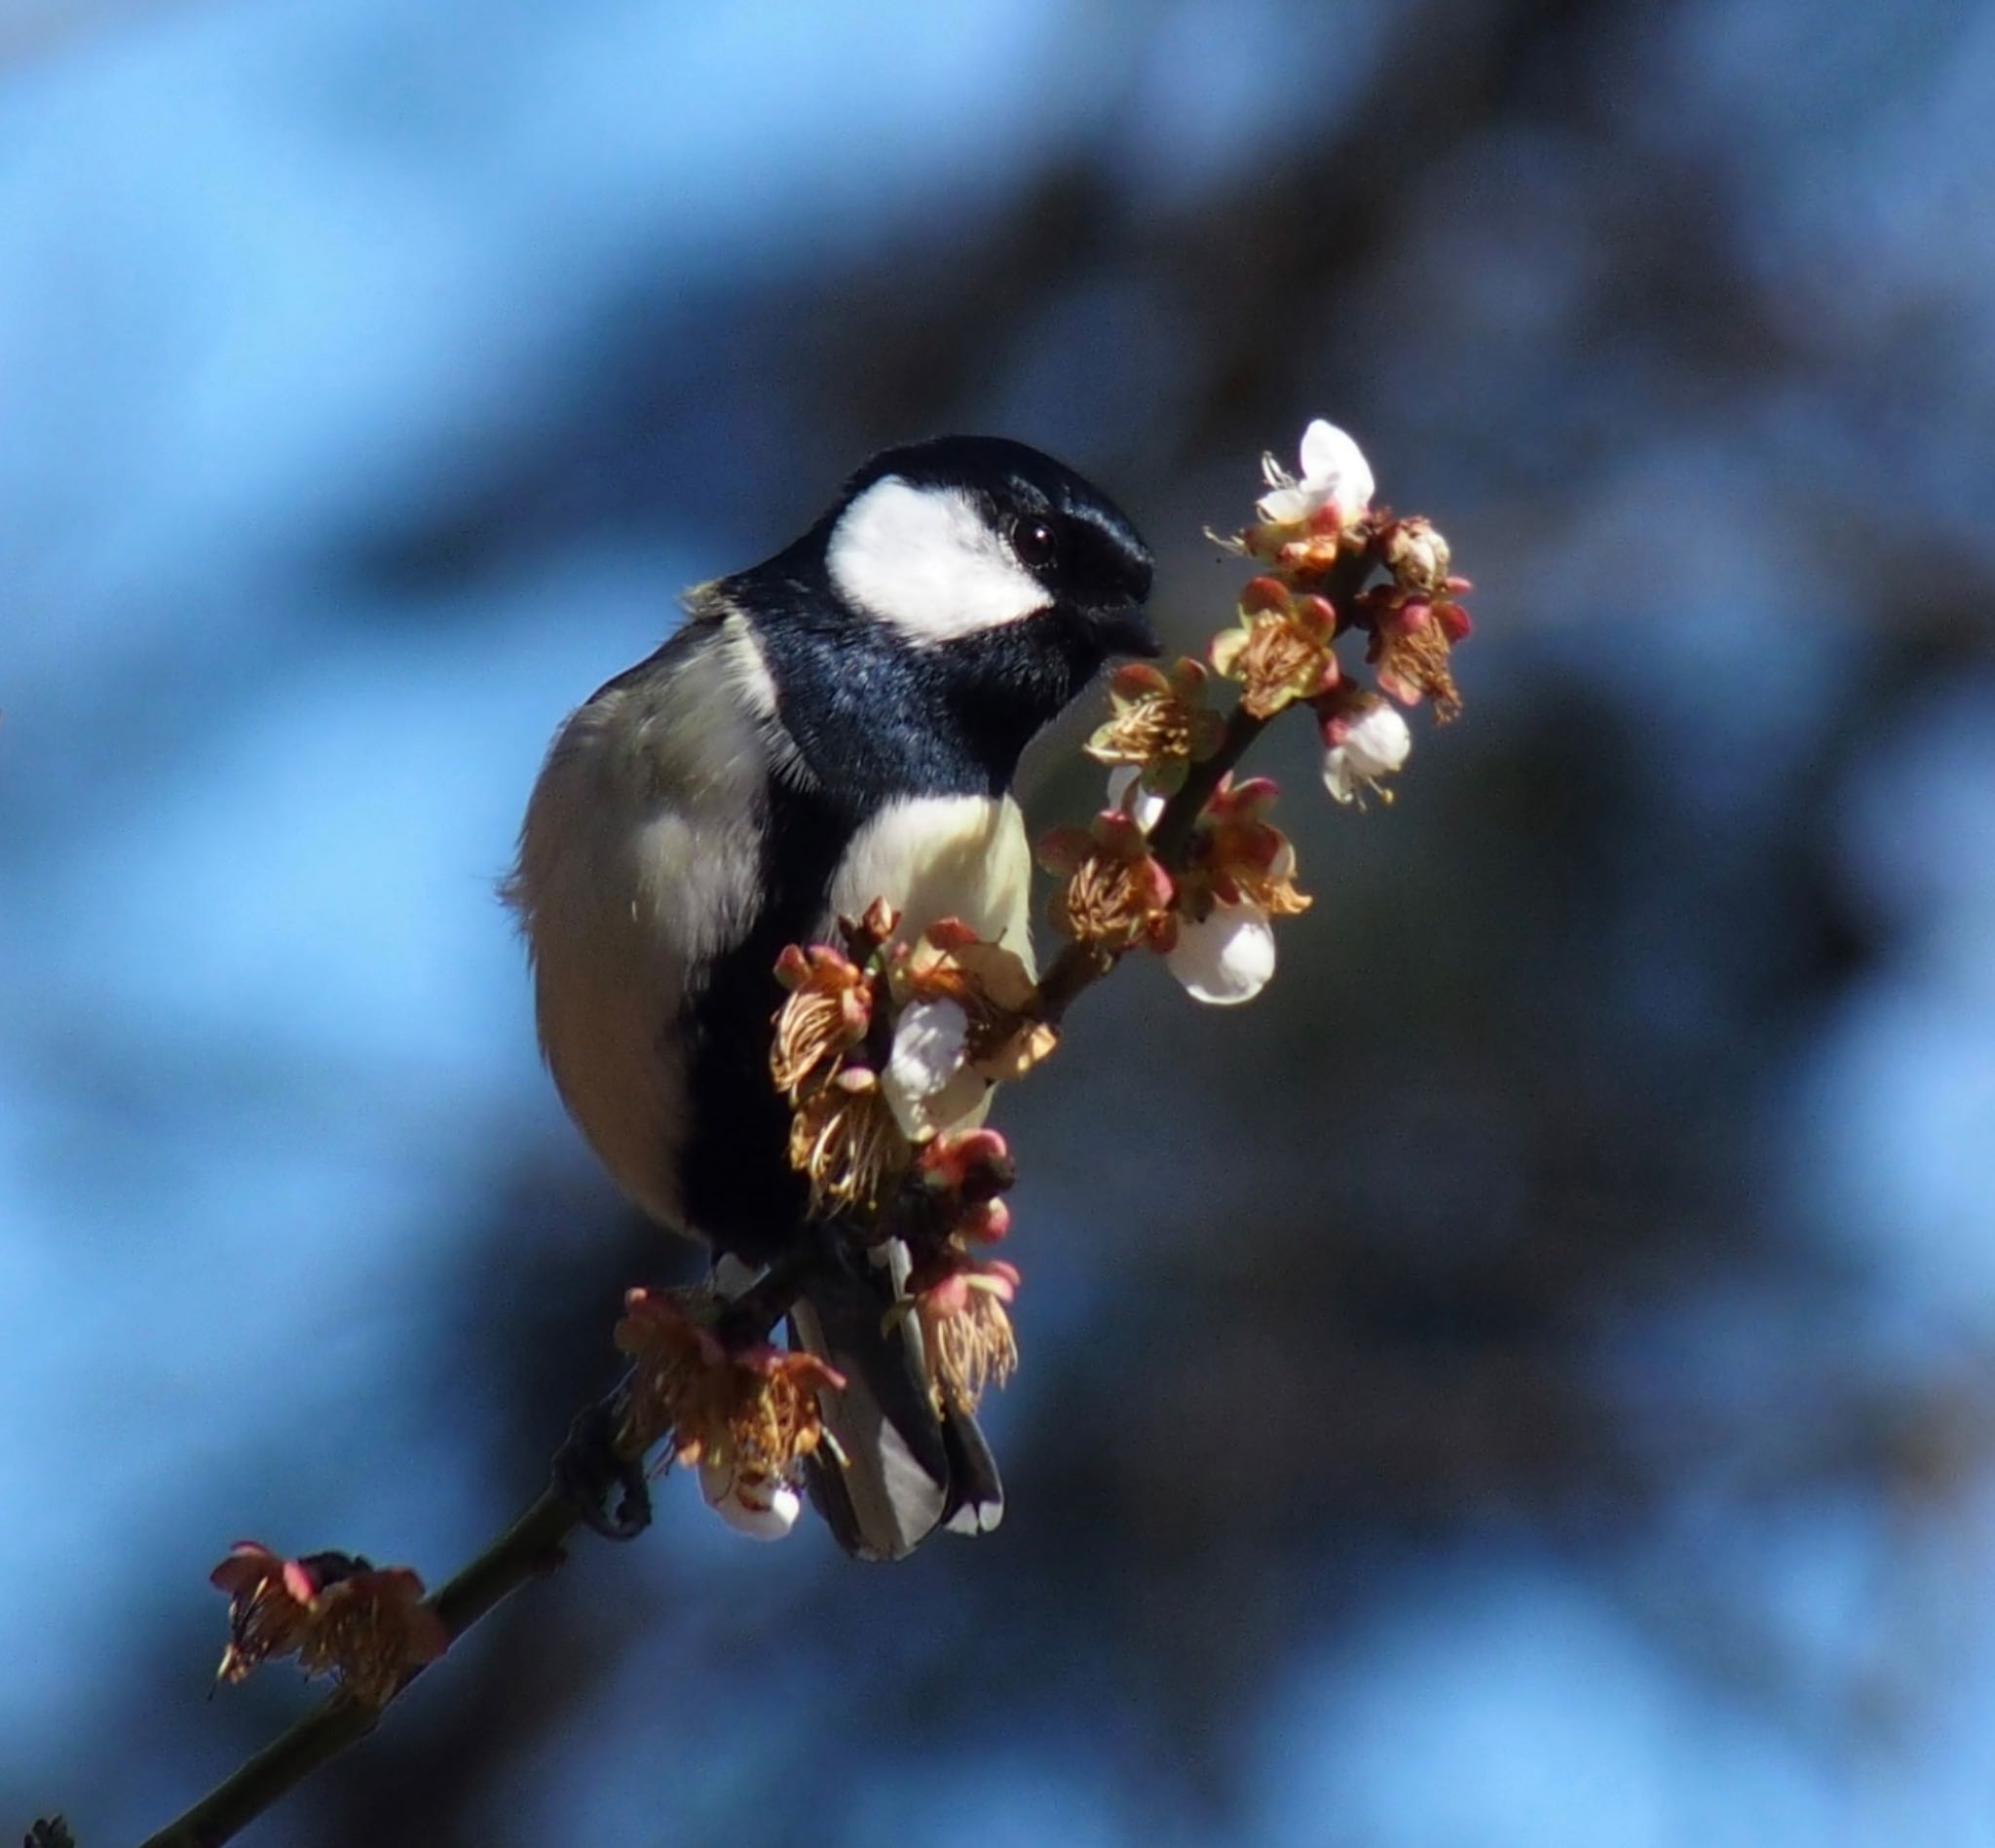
[732,435,1156,804]
[828,434,1156,661]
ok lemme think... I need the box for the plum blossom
[1163,778,1309,1007]
[1360,588,1472,719]
[881,996,985,1139]
[614,1288,845,1541]
[770,941,873,1103]
[207,1543,447,1704]
[1085,658,1225,791]
[907,1251,1021,1414]
[1038,811,1178,955]
[1319,690,1412,806]
[788,1065,905,1210]
[1165,901,1279,1005]
[1256,419,1375,530]
[883,923,1058,1134]
[1210,576,1340,718]
[698,1462,804,1540]
[1357,520,1474,720]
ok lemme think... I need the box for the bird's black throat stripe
[677,769,855,1264]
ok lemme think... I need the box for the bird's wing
[506,614,782,1228]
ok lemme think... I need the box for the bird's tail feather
[784,1239,1003,1560]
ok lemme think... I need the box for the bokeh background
[7,1,1995,1842]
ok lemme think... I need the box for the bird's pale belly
[824,792,1035,970]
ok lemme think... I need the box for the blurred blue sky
[6,1,1995,1843]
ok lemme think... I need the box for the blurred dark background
[7,1,1995,1842]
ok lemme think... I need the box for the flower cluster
[209,1542,448,1706]
[1035,418,1475,1010]
[772,902,1055,1211]
[615,1287,846,1540]
[185,413,1475,1693]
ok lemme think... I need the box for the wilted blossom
[1184,777,1311,919]
[788,1063,906,1211]
[301,1565,451,1706]
[771,940,874,1103]
[1359,585,1472,720]
[615,1288,845,1539]
[209,1543,321,1685]
[208,1542,447,1705]
[1378,514,1453,594]
[890,1127,1023,1411]
[1355,519,1472,720]
[1038,810,1178,955]
[772,906,931,1207]
[905,1244,1021,1414]
[1318,685,1412,806]
[1210,577,1340,720]
[1085,658,1225,793]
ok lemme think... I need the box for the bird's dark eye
[1010,516,1058,570]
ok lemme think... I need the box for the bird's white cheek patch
[826,476,1049,645]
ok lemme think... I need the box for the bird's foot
[551,1386,658,1541]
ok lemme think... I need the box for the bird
[507,434,1156,1560]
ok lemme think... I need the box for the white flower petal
[1298,417,1374,506]
[1166,903,1277,1005]
[1322,747,1361,806]
[883,998,970,1137]
[1323,702,1412,805]
[1254,483,1315,526]
[1107,764,1168,832]
[1346,701,1412,774]
[699,1462,803,1540]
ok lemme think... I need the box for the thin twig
[136,1488,583,1848]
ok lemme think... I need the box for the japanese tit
[508,435,1156,1560]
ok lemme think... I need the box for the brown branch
[132,543,1384,1846]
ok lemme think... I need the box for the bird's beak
[1092,599,1161,660]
